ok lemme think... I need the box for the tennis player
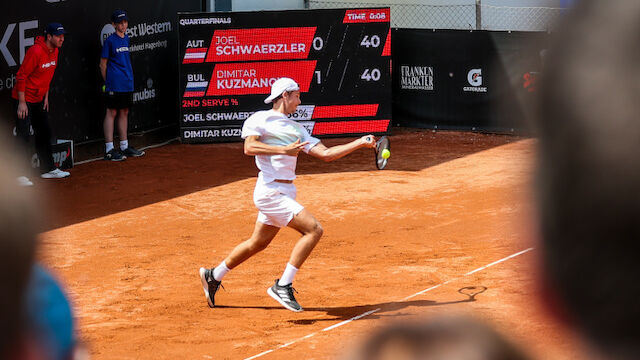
[199,77,376,312]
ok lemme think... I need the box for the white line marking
[400,284,442,301]
[322,308,381,332]
[244,350,273,360]
[465,248,534,276]
[243,248,534,360]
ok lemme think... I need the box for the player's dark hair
[272,94,283,103]
[536,1,640,357]
[271,90,293,104]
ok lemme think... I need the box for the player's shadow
[216,286,487,325]
[40,129,521,231]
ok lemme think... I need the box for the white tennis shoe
[17,176,34,186]
[40,168,70,179]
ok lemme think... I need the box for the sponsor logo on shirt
[41,61,56,69]
[116,46,129,53]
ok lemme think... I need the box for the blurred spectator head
[345,315,530,360]
[0,132,40,357]
[536,1,640,358]
[24,265,77,360]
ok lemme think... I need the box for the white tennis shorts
[253,180,303,227]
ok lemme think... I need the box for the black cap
[45,23,66,36]
[111,9,129,23]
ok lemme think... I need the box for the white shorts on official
[253,179,303,228]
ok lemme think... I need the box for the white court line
[464,248,534,276]
[242,247,535,360]
[322,308,381,332]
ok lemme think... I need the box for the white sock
[278,263,298,286]
[105,142,114,153]
[120,140,128,150]
[213,261,230,281]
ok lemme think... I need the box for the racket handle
[365,136,373,143]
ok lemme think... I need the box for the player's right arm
[99,37,111,82]
[15,47,38,119]
[16,91,28,119]
[244,136,308,156]
[99,58,108,81]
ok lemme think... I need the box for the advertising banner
[1,0,200,157]
[392,29,548,133]
[178,8,392,143]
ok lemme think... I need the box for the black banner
[178,8,392,143]
[392,29,548,133]
[1,0,200,155]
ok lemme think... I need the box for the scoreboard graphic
[178,8,391,143]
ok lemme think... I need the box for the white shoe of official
[17,176,34,187]
[40,168,70,179]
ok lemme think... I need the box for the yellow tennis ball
[381,149,390,159]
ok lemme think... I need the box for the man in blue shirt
[100,9,144,161]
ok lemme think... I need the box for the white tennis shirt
[241,109,320,183]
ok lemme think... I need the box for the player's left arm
[308,135,375,162]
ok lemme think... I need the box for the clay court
[34,129,580,359]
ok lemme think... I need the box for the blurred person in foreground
[535,1,640,359]
[23,264,82,360]
[344,315,530,360]
[0,133,83,359]
[0,132,39,358]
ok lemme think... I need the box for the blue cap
[45,23,66,36]
[111,9,129,23]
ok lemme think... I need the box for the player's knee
[248,238,270,252]
[312,221,323,239]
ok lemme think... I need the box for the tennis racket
[366,135,390,170]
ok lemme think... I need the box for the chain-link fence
[308,1,563,31]
[481,4,562,31]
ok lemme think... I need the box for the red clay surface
[34,129,582,359]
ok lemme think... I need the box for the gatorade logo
[467,69,482,86]
[463,68,487,93]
